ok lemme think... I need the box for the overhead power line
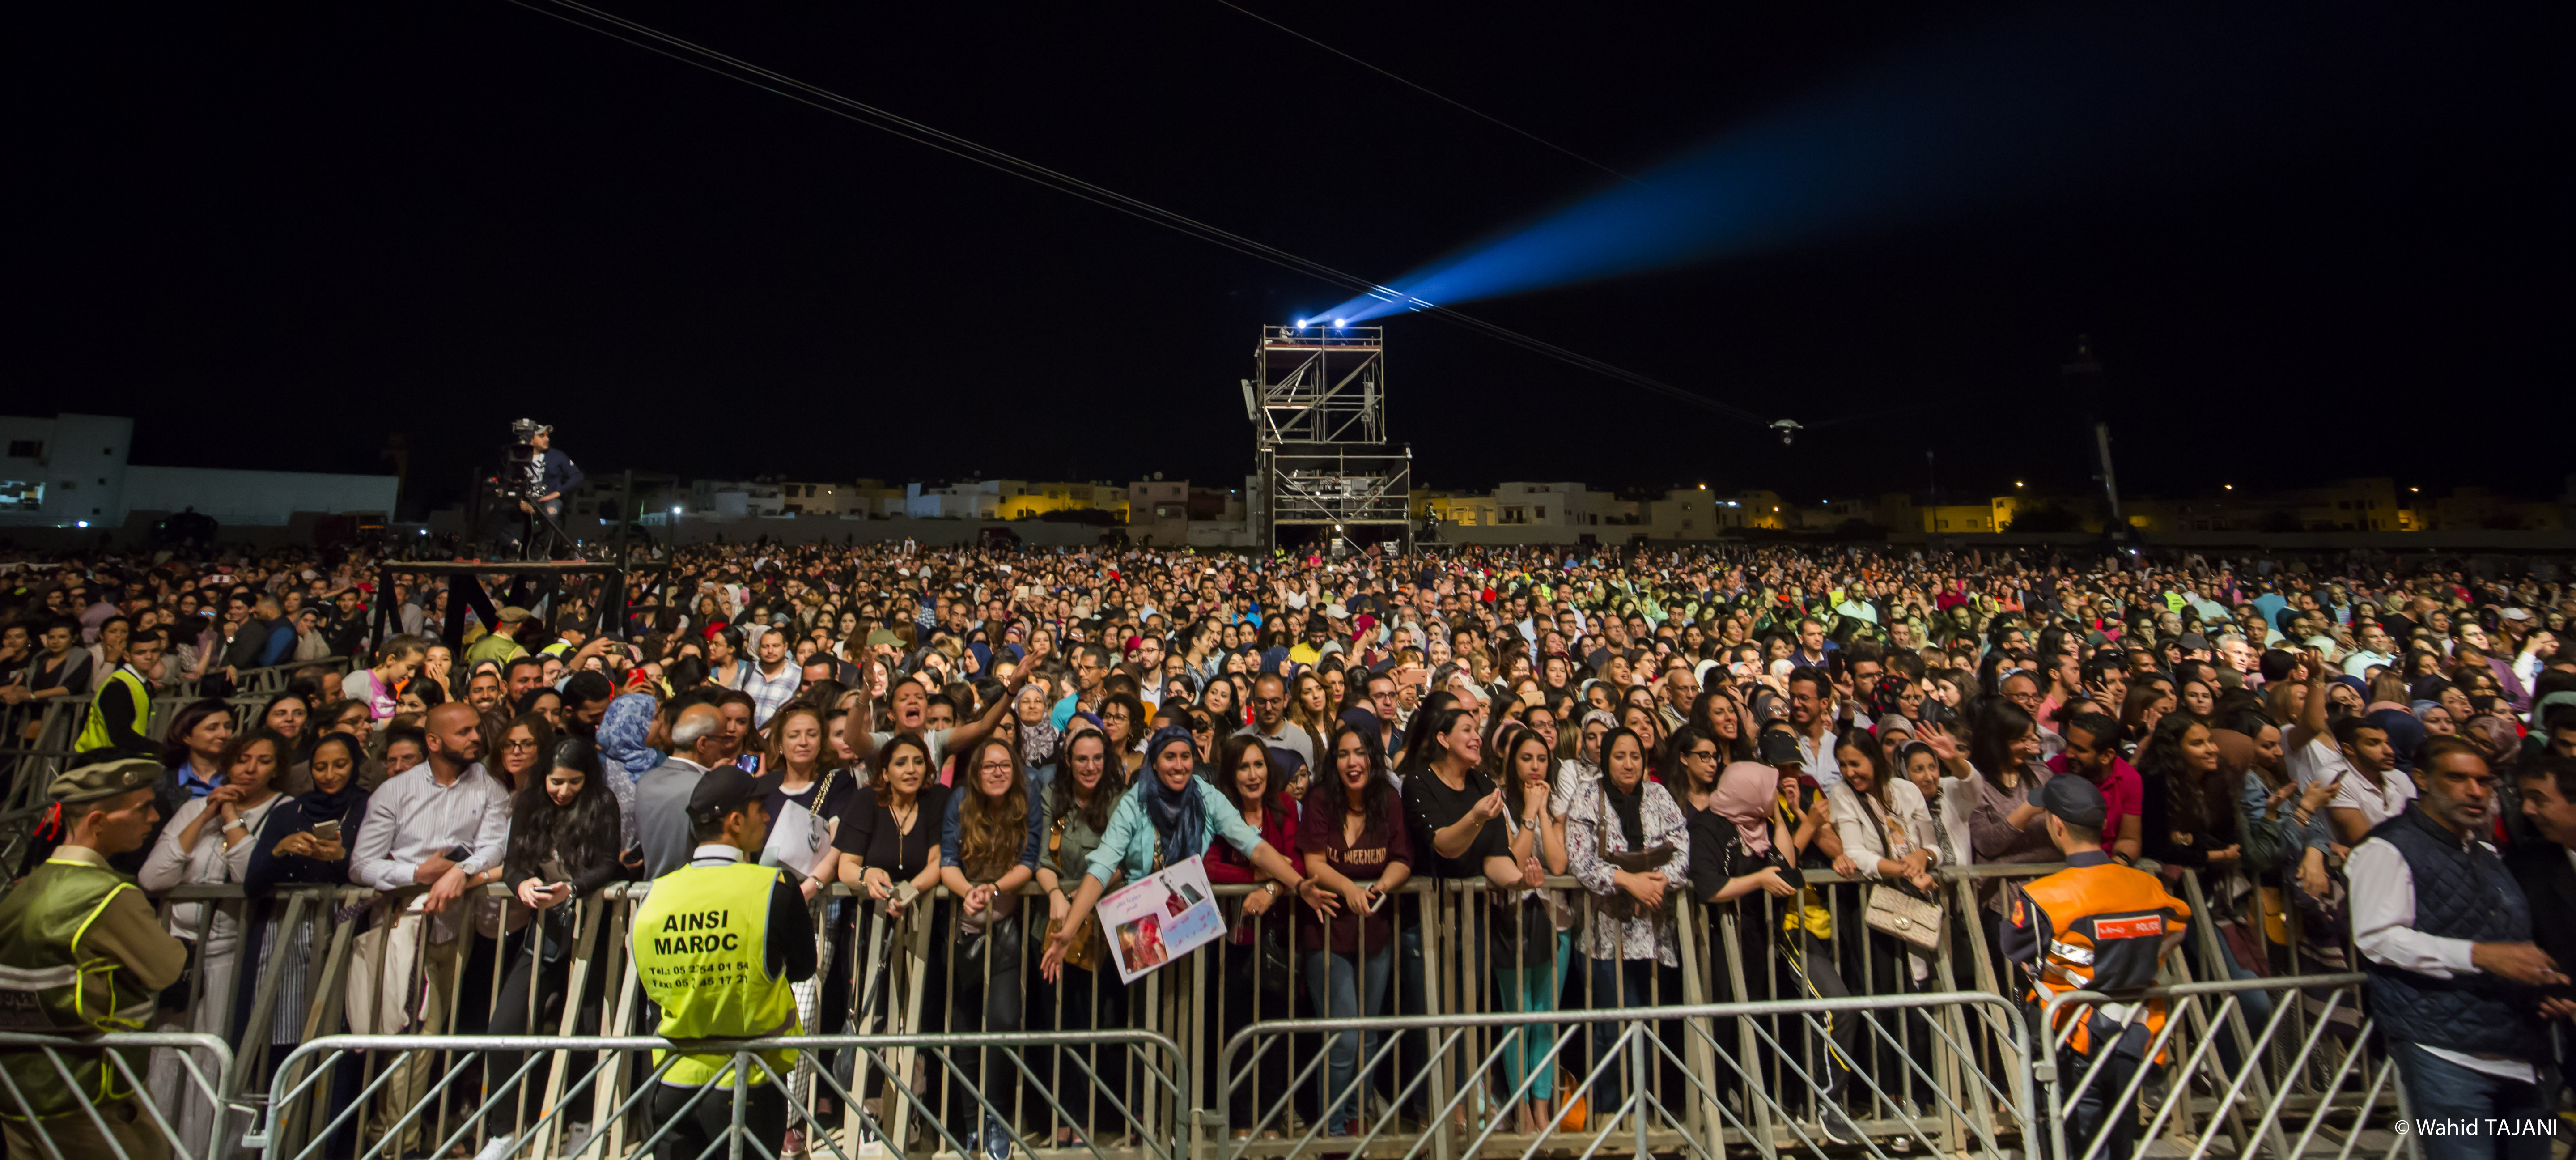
[1202,0,1650,190]
[500,0,1764,427]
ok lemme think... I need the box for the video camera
[499,418,550,502]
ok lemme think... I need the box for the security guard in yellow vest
[631,765,815,1160]
[2001,776,2191,1160]
[0,758,187,1160]
[73,629,165,760]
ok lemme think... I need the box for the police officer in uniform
[2001,777,2192,1160]
[630,766,815,1160]
[0,758,187,1160]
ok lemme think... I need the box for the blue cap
[2038,774,2107,830]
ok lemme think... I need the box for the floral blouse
[1566,779,1690,966]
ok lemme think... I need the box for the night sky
[17,2,2569,515]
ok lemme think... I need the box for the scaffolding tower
[1242,324,1412,552]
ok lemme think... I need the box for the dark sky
[17,2,2569,514]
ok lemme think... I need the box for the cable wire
[1203,0,1650,190]
[501,0,1764,427]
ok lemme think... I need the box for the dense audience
[6,538,2576,1149]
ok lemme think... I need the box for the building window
[1502,506,1526,524]
[0,480,42,508]
[5,441,40,459]
[1534,506,1545,520]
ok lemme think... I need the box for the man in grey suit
[636,703,729,877]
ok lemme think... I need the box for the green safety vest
[73,666,149,756]
[0,858,165,1119]
[630,860,799,1087]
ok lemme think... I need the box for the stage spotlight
[1333,319,1346,327]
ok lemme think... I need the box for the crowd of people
[4,537,2576,1159]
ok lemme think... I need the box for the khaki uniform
[0,846,188,1160]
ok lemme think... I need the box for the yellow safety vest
[74,667,149,756]
[629,860,799,1086]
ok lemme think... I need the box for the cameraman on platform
[516,420,583,558]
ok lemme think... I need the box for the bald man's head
[425,701,485,770]
[672,704,725,761]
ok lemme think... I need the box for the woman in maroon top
[1207,734,1303,1133]
[1296,724,1414,1136]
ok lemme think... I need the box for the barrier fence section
[0,842,2420,1160]
[0,1031,234,1160]
[257,1030,1186,1160]
[2040,973,2400,1160]
[0,660,342,896]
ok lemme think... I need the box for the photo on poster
[1095,855,1225,983]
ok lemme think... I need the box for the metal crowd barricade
[2040,973,2400,1160]
[258,1029,1186,1160]
[1218,990,2036,1160]
[145,840,2404,1160]
[0,1030,237,1160]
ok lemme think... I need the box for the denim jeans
[2390,1040,2556,1160]
[1305,947,1392,1132]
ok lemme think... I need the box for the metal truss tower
[1242,324,1411,552]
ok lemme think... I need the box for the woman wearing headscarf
[1038,727,1322,981]
[1013,681,1061,771]
[1685,760,1802,1118]
[1566,725,1690,1124]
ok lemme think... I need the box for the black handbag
[1489,894,1559,969]
[1594,785,1679,923]
[1229,918,1297,1005]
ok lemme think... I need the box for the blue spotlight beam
[507,0,1770,429]
[1318,4,2381,327]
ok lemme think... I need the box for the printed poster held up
[1095,855,1224,984]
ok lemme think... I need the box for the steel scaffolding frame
[1243,324,1411,551]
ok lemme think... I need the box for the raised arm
[2287,647,2331,751]
[942,637,1045,754]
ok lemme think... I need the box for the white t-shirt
[2295,736,2415,829]
[2286,735,2352,790]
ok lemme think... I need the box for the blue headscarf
[597,693,663,784]
[1139,726,1206,868]
[2367,707,2427,773]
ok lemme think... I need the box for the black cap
[2176,632,2210,651]
[2038,775,2107,831]
[1758,729,1803,768]
[687,766,766,824]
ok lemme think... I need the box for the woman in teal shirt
[1039,727,1324,981]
